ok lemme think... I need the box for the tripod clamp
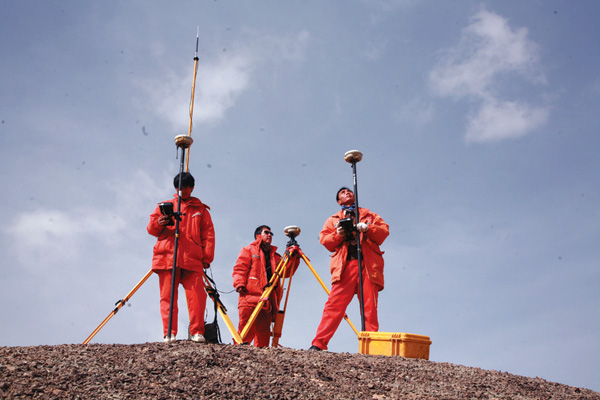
[172,211,185,222]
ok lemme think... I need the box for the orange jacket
[319,207,389,290]
[233,238,299,311]
[147,195,215,273]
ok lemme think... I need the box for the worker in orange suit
[309,187,389,351]
[147,172,215,343]
[233,225,299,347]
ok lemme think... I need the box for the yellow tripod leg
[239,254,290,342]
[203,272,243,344]
[215,304,243,345]
[271,269,294,347]
[300,253,359,336]
[83,269,154,344]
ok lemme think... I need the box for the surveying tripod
[82,224,359,345]
[83,32,242,345]
[82,267,244,345]
[238,225,359,347]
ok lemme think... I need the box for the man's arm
[232,247,251,292]
[361,211,389,246]
[147,205,175,237]
[199,208,216,266]
[319,216,345,252]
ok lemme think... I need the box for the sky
[1,0,599,392]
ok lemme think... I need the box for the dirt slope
[1,342,598,399]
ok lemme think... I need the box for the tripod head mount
[175,135,194,149]
[284,225,301,238]
[344,150,363,164]
[284,225,301,247]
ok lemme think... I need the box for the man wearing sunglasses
[232,225,293,347]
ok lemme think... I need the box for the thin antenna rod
[185,26,200,172]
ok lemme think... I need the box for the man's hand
[236,286,248,293]
[158,215,174,226]
[356,222,369,232]
[336,225,346,236]
[203,263,211,269]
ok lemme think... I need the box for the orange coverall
[232,237,298,347]
[311,207,389,350]
[147,195,215,338]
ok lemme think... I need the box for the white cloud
[194,54,253,124]
[141,52,254,131]
[429,8,548,143]
[466,99,549,143]
[5,170,160,270]
[138,31,311,131]
[430,10,544,98]
[6,208,126,267]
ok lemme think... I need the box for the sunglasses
[262,230,273,236]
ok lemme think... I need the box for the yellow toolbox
[358,332,432,360]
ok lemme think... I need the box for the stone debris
[1,342,598,399]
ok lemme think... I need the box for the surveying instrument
[82,30,366,348]
[344,149,367,331]
[237,225,360,347]
[236,150,367,346]
[83,131,243,344]
[84,149,367,346]
[83,29,243,345]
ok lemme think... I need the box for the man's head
[174,172,195,200]
[254,225,273,245]
[174,172,195,189]
[336,187,355,206]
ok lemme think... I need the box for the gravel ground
[1,341,598,399]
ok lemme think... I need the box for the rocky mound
[1,342,598,399]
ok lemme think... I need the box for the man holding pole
[147,172,215,343]
[309,187,389,351]
[232,225,298,347]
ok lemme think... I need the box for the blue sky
[1,0,599,392]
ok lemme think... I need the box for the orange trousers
[238,305,272,347]
[311,260,379,350]
[157,269,207,338]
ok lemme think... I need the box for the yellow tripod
[238,226,358,347]
[83,269,244,345]
[84,32,243,345]
[83,230,358,345]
